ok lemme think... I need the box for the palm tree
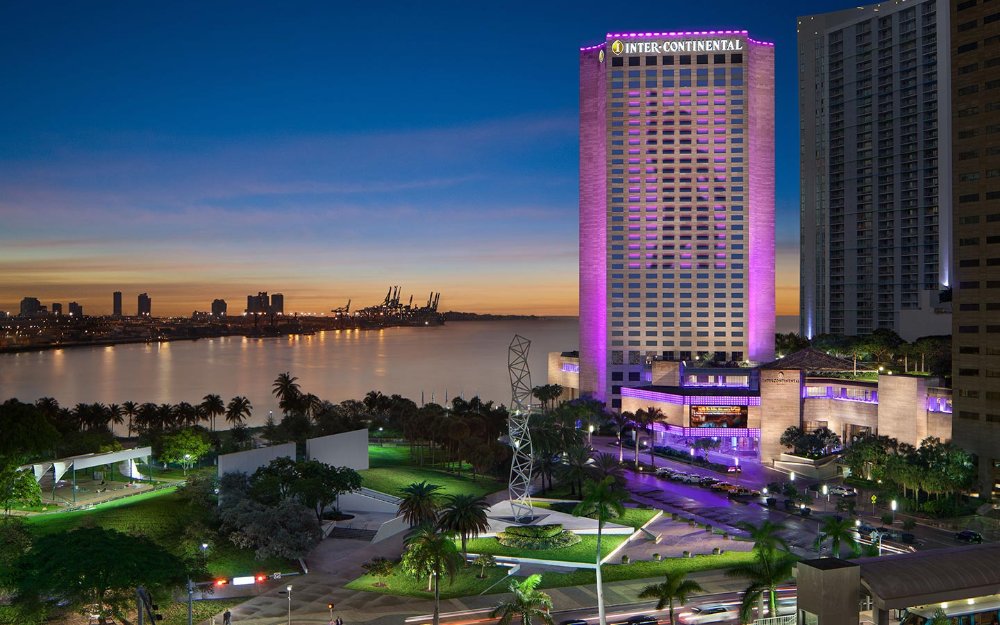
[107,403,124,435]
[226,396,252,427]
[610,411,632,463]
[728,520,793,623]
[590,452,625,486]
[735,520,790,554]
[557,445,593,497]
[631,409,651,468]
[437,494,491,560]
[121,401,138,438]
[272,372,302,415]
[201,394,225,431]
[574,477,626,625]
[403,525,463,625]
[490,574,555,625]
[398,481,442,527]
[726,547,797,623]
[634,407,663,468]
[815,516,858,558]
[637,571,705,625]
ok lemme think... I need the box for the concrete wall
[620,395,684,427]
[797,559,860,625]
[306,428,369,470]
[650,361,682,386]
[759,369,803,465]
[877,375,929,447]
[217,443,295,478]
[803,398,878,442]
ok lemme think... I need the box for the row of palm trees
[33,394,254,437]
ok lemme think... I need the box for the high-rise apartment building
[246,292,269,314]
[19,297,41,318]
[113,291,122,317]
[51,303,62,316]
[137,293,151,317]
[950,0,1000,501]
[579,30,775,408]
[211,299,227,317]
[799,0,952,340]
[270,293,284,315]
[68,302,83,317]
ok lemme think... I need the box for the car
[711,482,733,491]
[655,467,674,477]
[683,474,703,484]
[954,530,983,544]
[828,485,857,497]
[624,616,659,625]
[560,620,589,625]
[855,523,878,537]
[700,476,720,486]
[678,605,734,624]
[726,465,742,473]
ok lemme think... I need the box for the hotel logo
[610,39,624,55]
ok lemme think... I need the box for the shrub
[621,554,630,564]
[652,553,661,561]
[497,525,582,550]
[881,513,894,525]
[712,547,721,555]
[705,524,712,532]
[902,519,916,530]
[682,550,690,558]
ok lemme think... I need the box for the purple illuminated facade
[579,31,775,409]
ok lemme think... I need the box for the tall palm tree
[226,396,252,427]
[107,403,124,435]
[272,372,302,415]
[632,409,652,468]
[437,494,491,560]
[490,574,555,625]
[637,571,705,625]
[121,401,138,438]
[610,411,632,463]
[815,516,858,558]
[403,525,463,625]
[201,394,225,431]
[398,481,442,527]
[643,406,664,468]
[574,477,626,625]
[726,547,797,623]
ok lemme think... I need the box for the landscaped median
[359,445,503,499]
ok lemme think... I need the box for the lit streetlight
[891,499,897,524]
[587,423,595,447]
[183,453,191,476]
[822,484,829,511]
[378,426,384,447]
[286,585,292,625]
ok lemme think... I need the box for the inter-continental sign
[610,39,744,55]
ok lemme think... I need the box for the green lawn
[361,445,503,499]
[534,501,659,530]
[162,599,246,625]
[25,487,293,578]
[464,533,631,564]
[535,550,759,588]
[345,565,511,599]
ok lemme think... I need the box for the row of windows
[611,53,744,67]
[612,69,743,78]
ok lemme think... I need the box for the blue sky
[0,1,859,316]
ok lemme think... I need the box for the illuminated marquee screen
[690,405,748,428]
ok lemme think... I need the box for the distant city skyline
[1,0,866,318]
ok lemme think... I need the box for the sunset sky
[0,1,857,317]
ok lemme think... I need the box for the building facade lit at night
[578,30,775,410]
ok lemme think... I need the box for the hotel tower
[579,31,776,409]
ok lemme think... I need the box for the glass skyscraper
[579,31,776,409]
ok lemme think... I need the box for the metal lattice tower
[507,334,534,522]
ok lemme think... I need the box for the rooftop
[761,348,855,372]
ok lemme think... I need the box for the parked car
[700,476,720,486]
[655,467,674,477]
[828,485,857,497]
[855,523,878,537]
[624,615,659,625]
[678,605,734,624]
[683,475,703,484]
[560,620,589,625]
[727,465,742,473]
[711,482,733,491]
[955,530,984,544]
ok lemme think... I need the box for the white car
[678,605,734,624]
[828,485,856,497]
[682,474,703,484]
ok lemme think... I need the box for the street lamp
[822,484,829,511]
[286,585,292,625]
[588,424,595,447]
[183,454,191,476]
[790,471,796,483]
[891,499,897,524]
[378,426,384,447]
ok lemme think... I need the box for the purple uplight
[621,387,761,406]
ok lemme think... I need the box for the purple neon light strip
[582,30,775,50]
[621,387,760,406]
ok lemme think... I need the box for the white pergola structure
[24,447,152,504]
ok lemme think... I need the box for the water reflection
[0,319,577,427]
